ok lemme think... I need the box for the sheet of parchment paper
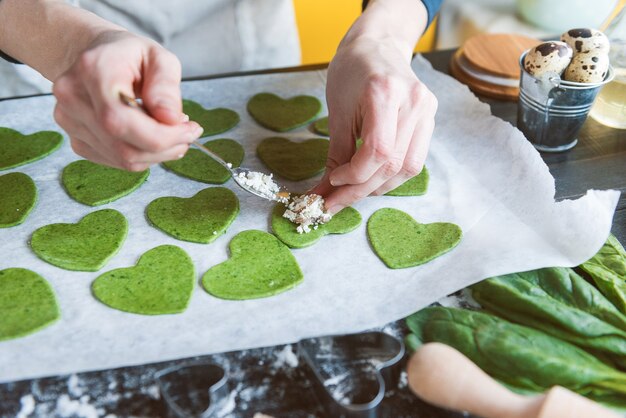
[0,56,619,383]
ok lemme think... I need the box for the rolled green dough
[257,137,329,181]
[386,167,429,196]
[0,268,60,341]
[313,116,329,136]
[183,99,239,137]
[367,208,462,269]
[92,245,195,315]
[0,128,63,171]
[146,187,239,244]
[247,93,322,132]
[162,138,244,184]
[0,172,37,228]
[30,209,128,272]
[271,203,362,248]
[202,230,303,300]
[62,160,149,206]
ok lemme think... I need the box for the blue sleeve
[362,0,442,28]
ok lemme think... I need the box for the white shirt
[0,0,301,98]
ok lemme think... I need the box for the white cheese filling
[282,194,332,234]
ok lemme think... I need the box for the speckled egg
[563,51,610,83]
[523,41,573,77]
[561,28,610,54]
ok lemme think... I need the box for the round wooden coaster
[462,33,540,80]
[450,49,519,101]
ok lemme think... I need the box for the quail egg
[563,51,610,83]
[561,28,610,54]
[523,41,573,77]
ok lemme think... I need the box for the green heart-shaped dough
[0,172,37,228]
[247,93,322,132]
[385,166,429,196]
[0,268,60,341]
[313,116,329,136]
[92,245,195,315]
[183,99,239,137]
[271,203,361,248]
[257,137,328,181]
[62,160,149,206]
[0,128,63,170]
[31,209,128,272]
[202,230,303,300]
[146,187,239,244]
[367,208,462,269]
[162,138,244,184]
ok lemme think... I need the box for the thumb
[309,172,334,197]
[141,47,184,125]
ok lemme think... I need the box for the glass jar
[589,4,626,129]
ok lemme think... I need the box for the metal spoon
[119,92,290,202]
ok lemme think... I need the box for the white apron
[0,0,300,99]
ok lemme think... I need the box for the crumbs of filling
[282,194,332,234]
[236,171,289,204]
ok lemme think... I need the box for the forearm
[340,0,428,59]
[0,0,125,80]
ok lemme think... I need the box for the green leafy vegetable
[580,234,626,314]
[406,307,626,407]
[472,267,626,369]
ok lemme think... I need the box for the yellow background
[293,0,437,65]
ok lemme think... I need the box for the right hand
[52,30,203,171]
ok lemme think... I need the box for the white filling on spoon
[236,171,289,203]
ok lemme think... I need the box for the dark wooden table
[0,49,624,418]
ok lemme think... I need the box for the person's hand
[312,36,437,214]
[52,30,203,171]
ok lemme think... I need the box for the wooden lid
[450,49,519,101]
[463,34,540,79]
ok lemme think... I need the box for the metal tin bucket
[517,50,615,152]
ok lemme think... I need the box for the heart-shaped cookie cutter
[297,331,405,418]
[155,360,229,418]
[155,332,404,417]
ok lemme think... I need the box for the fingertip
[326,204,344,215]
[188,121,203,139]
[328,170,343,187]
[149,103,183,125]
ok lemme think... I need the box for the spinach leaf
[580,234,626,314]
[406,307,626,407]
[471,267,626,369]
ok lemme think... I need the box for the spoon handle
[190,140,232,171]
[119,92,232,172]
